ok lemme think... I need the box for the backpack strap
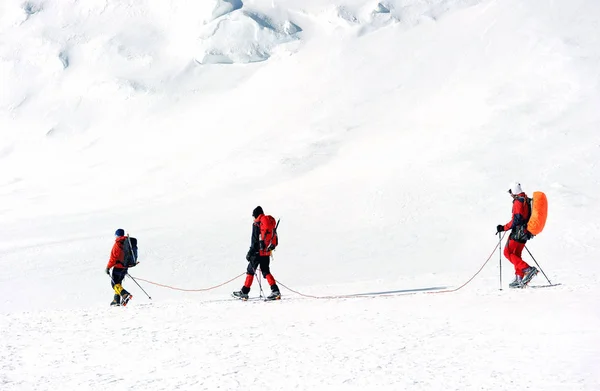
[525,195,532,224]
[510,196,532,242]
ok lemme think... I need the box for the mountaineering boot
[521,267,539,286]
[232,291,249,300]
[121,293,133,307]
[110,294,121,306]
[508,275,523,289]
[266,290,281,301]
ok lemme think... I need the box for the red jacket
[250,214,276,256]
[503,192,530,231]
[106,236,127,269]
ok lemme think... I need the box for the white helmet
[509,181,523,194]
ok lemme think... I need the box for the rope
[274,281,418,300]
[130,236,505,298]
[131,272,245,292]
[277,235,505,299]
[427,232,504,294]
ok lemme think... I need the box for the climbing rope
[276,234,505,299]
[273,280,417,300]
[131,237,504,298]
[132,272,245,292]
[427,232,504,294]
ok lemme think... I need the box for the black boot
[121,290,133,306]
[232,291,249,300]
[110,294,121,306]
[267,289,281,301]
[232,285,250,300]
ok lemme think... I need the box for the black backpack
[122,237,138,268]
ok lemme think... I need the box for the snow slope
[1,0,599,389]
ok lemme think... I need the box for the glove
[105,267,110,275]
[496,225,504,233]
[246,251,257,262]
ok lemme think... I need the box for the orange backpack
[527,191,548,236]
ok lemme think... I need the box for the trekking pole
[255,266,265,299]
[498,233,503,290]
[524,246,552,285]
[495,231,504,290]
[127,274,152,299]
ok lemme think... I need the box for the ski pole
[495,230,504,290]
[255,266,265,299]
[248,255,265,299]
[498,232,503,290]
[127,273,152,299]
[524,246,552,285]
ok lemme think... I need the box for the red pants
[504,239,530,277]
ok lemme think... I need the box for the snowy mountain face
[1,0,599,390]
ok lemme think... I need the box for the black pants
[247,255,271,277]
[243,255,279,294]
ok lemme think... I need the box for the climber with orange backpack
[232,206,281,301]
[496,182,541,288]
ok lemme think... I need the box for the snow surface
[1,0,600,389]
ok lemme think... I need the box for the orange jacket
[106,236,127,269]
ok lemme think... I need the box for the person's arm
[247,222,261,257]
[106,241,123,269]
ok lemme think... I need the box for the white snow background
[1,0,600,389]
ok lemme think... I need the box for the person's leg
[506,240,529,278]
[503,241,518,274]
[110,269,123,304]
[519,243,538,284]
[112,268,130,297]
[259,256,279,294]
[241,258,259,294]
